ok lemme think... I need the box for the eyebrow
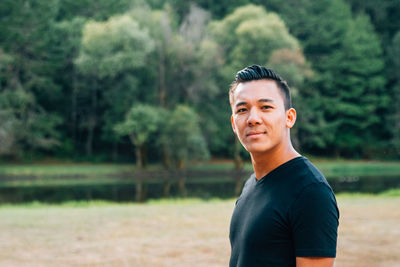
[259,98,274,103]
[235,98,274,108]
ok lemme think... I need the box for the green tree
[114,104,162,168]
[0,1,63,158]
[209,4,300,80]
[387,32,400,156]
[161,105,209,196]
[330,14,386,156]
[75,15,155,156]
[162,105,209,169]
[345,0,400,45]
[130,4,219,107]
[0,88,61,158]
[130,4,223,162]
[56,0,134,21]
[114,104,162,201]
[76,15,154,78]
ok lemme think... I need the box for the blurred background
[0,0,399,266]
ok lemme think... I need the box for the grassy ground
[1,159,400,177]
[0,193,399,267]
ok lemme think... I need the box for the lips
[246,131,266,137]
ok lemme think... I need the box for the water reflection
[0,174,399,203]
[328,175,400,193]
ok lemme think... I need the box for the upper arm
[296,257,335,267]
[290,183,339,258]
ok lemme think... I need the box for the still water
[0,174,399,203]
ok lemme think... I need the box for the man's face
[230,80,296,154]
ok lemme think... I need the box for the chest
[230,183,293,249]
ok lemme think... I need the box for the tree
[162,105,209,169]
[114,104,162,168]
[387,32,400,156]
[0,1,63,158]
[330,14,386,157]
[114,104,162,202]
[161,105,210,196]
[130,4,220,108]
[345,0,400,45]
[0,87,61,158]
[209,4,300,79]
[56,0,134,21]
[75,15,155,156]
[130,4,223,162]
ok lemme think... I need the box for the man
[229,65,339,267]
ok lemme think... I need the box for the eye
[236,108,247,113]
[261,105,272,110]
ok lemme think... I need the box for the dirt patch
[0,196,399,266]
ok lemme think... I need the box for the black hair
[229,65,292,110]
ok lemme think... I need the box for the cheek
[232,118,242,135]
[234,117,245,129]
[269,115,286,132]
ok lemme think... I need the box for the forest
[1,0,399,166]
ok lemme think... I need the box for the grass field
[0,193,399,267]
[1,159,400,177]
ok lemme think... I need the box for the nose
[247,107,262,126]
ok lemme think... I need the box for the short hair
[229,65,292,110]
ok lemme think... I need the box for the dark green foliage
[345,0,400,44]
[387,32,400,155]
[161,105,210,169]
[56,0,136,21]
[0,0,398,161]
[330,14,387,156]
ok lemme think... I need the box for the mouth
[246,131,266,137]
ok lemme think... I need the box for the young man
[229,65,339,267]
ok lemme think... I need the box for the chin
[244,144,271,154]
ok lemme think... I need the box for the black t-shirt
[229,156,339,267]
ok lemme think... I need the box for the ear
[231,115,237,134]
[286,108,297,129]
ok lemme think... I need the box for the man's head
[229,65,292,111]
[229,65,296,154]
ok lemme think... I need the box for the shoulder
[288,157,333,194]
[294,182,338,210]
[287,158,339,224]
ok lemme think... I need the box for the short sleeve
[288,183,339,258]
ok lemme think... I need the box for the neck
[250,141,300,180]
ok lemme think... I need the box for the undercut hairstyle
[229,65,292,110]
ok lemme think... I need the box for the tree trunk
[86,115,95,157]
[161,143,170,169]
[86,79,97,157]
[158,46,167,107]
[142,146,147,168]
[135,179,144,202]
[163,179,172,198]
[178,175,187,197]
[71,69,77,146]
[178,161,187,197]
[135,144,143,168]
[133,143,146,202]
[112,141,118,162]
